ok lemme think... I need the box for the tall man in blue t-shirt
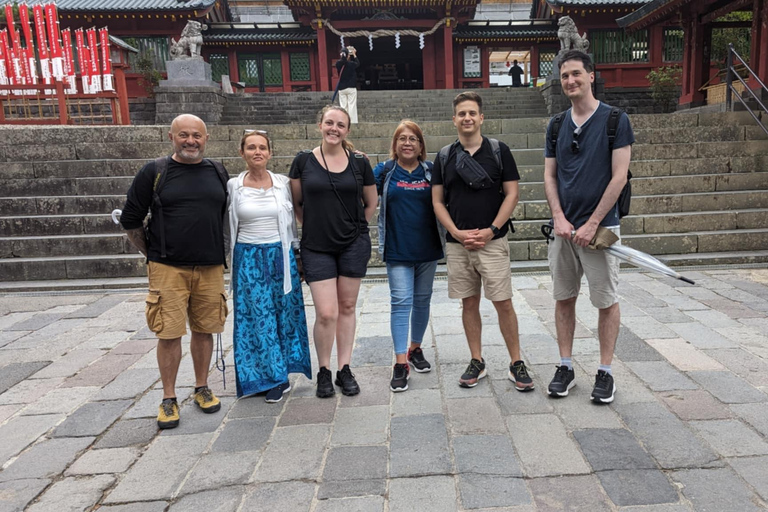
[544,50,634,404]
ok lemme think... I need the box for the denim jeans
[386,261,438,354]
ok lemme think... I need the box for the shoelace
[198,387,213,402]
[466,360,483,375]
[553,366,569,382]
[595,373,612,389]
[161,400,176,417]
[513,363,529,379]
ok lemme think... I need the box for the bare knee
[556,297,577,310]
[337,298,357,318]
[462,295,481,311]
[492,299,514,314]
[315,305,339,326]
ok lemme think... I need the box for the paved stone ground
[1,268,768,511]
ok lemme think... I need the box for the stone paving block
[331,406,388,445]
[30,349,106,379]
[390,414,451,478]
[111,338,156,355]
[241,481,315,512]
[688,370,767,404]
[615,326,666,362]
[64,296,127,319]
[507,414,590,477]
[665,323,736,349]
[0,414,65,466]
[0,331,31,348]
[657,390,732,421]
[389,476,457,512]
[730,403,768,436]
[319,446,387,498]
[491,378,554,416]
[317,479,386,500]
[79,330,135,351]
[452,435,522,476]
[356,321,390,338]
[728,455,768,501]
[0,404,20,424]
[27,474,114,512]
[645,338,724,371]
[93,368,159,401]
[0,377,63,405]
[446,397,506,434]
[253,424,330,482]
[433,334,474,364]
[619,317,677,346]
[6,313,62,331]
[85,503,168,512]
[529,475,612,512]
[641,307,693,324]
[391,388,442,416]
[7,319,87,350]
[0,478,51,512]
[439,364,494,399]
[104,433,212,503]
[684,309,742,329]
[66,447,138,475]
[160,397,234,436]
[94,418,157,449]
[60,353,142,388]
[350,336,393,367]
[613,402,720,469]
[0,361,51,394]
[279,396,336,426]
[170,487,244,512]
[337,366,391,407]
[0,436,93,482]
[672,467,764,512]
[52,399,132,438]
[211,417,275,452]
[314,496,384,512]
[689,419,768,457]
[179,451,260,495]
[624,361,698,391]
[596,469,678,507]
[227,395,286,418]
[458,474,531,509]
[703,348,768,389]
[124,389,165,419]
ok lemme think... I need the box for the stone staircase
[220,87,548,124]
[0,110,766,289]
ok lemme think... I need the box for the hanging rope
[321,17,453,41]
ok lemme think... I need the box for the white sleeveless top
[235,187,281,244]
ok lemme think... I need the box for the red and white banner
[74,28,88,93]
[99,28,113,91]
[61,28,77,93]
[18,3,36,85]
[33,4,52,86]
[0,31,8,94]
[86,27,100,92]
[45,3,63,79]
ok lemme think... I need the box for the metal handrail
[726,43,768,136]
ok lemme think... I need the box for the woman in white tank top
[226,131,311,403]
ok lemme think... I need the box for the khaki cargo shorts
[548,227,621,309]
[445,237,513,302]
[145,261,228,340]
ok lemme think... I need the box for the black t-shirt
[336,56,359,90]
[432,137,520,243]
[120,158,227,266]
[289,151,375,253]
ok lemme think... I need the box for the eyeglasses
[244,129,268,135]
[397,135,420,144]
[571,126,582,154]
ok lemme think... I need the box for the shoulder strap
[149,156,171,258]
[607,107,622,151]
[152,156,170,195]
[205,159,230,193]
[488,138,503,170]
[438,143,452,170]
[550,113,565,155]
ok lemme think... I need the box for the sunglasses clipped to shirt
[571,125,582,154]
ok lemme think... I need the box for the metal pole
[726,43,734,111]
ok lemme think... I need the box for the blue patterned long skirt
[232,241,311,398]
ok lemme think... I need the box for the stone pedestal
[160,59,218,88]
[541,76,606,116]
[154,59,225,125]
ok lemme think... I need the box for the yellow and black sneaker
[157,398,180,429]
[193,386,221,414]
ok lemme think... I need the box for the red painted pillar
[679,17,707,106]
[114,65,131,125]
[649,25,663,67]
[423,34,436,89]
[281,50,291,92]
[443,24,454,90]
[530,45,540,81]
[482,45,490,88]
[317,26,330,92]
[228,50,239,83]
[753,0,768,89]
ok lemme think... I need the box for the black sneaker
[316,367,335,398]
[548,365,576,397]
[265,381,291,403]
[509,360,535,392]
[335,364,361,396]
[407,346,432,373]
[390,363,410,392]
[591,370,616,404]
[459,358,486,388]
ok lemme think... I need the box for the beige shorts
[445,237,513,301]
[145,261,228,340]
[548,227,620,309]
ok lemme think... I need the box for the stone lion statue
[557,16,589,53]
[170,21,204,60]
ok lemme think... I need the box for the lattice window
[290,53,310,81]
[263,53,283,86]
[209,54,230,82]
[591,30,649,64]
[124,37,170,72]
[238,55,260,86]
[539,50,556,77]
[663,28,684,62]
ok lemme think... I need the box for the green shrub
[134,52,162,97]
[646,66,682,113]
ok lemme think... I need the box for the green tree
[711,11,752,65]
[133,52,162,97]
[646,66,682,113]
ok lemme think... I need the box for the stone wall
[154,86,226,125]
[602,87,681,114]
[129,98,157,125]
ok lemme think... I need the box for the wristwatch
[489,224,500,236]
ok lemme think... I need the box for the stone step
[0,195,125,216]
[0,233,128,258]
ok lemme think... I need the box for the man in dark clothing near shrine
[120,114,229,430]
[508,60,524,87]
[335,46,360,123]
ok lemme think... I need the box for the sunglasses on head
[244,129,268,136]
[571,126,582,154]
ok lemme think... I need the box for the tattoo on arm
[125,228,147,256]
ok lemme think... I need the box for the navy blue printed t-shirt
[384,162,444,264]
[545,102,634,229]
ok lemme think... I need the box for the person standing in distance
[431,91,534,391]
[508,60,524,87]
[120,114,229,429]
[336,46,359,124]
[544,50,634,404]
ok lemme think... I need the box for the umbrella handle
[111,209,122,225]
[541,223,554,241]
[680,276,695,285]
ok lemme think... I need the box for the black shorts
[300,232,371,283]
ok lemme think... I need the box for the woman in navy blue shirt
[373,120,444,392]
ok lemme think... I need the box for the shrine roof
[616,0,683,29]
[456,20,557,39]
[203,24,316,42]
[545,0,647,5]
[28,0,216,12]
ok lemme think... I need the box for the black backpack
[550,107,632,218]
[148,156,230,259]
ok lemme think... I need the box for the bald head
[169,114,208,164]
